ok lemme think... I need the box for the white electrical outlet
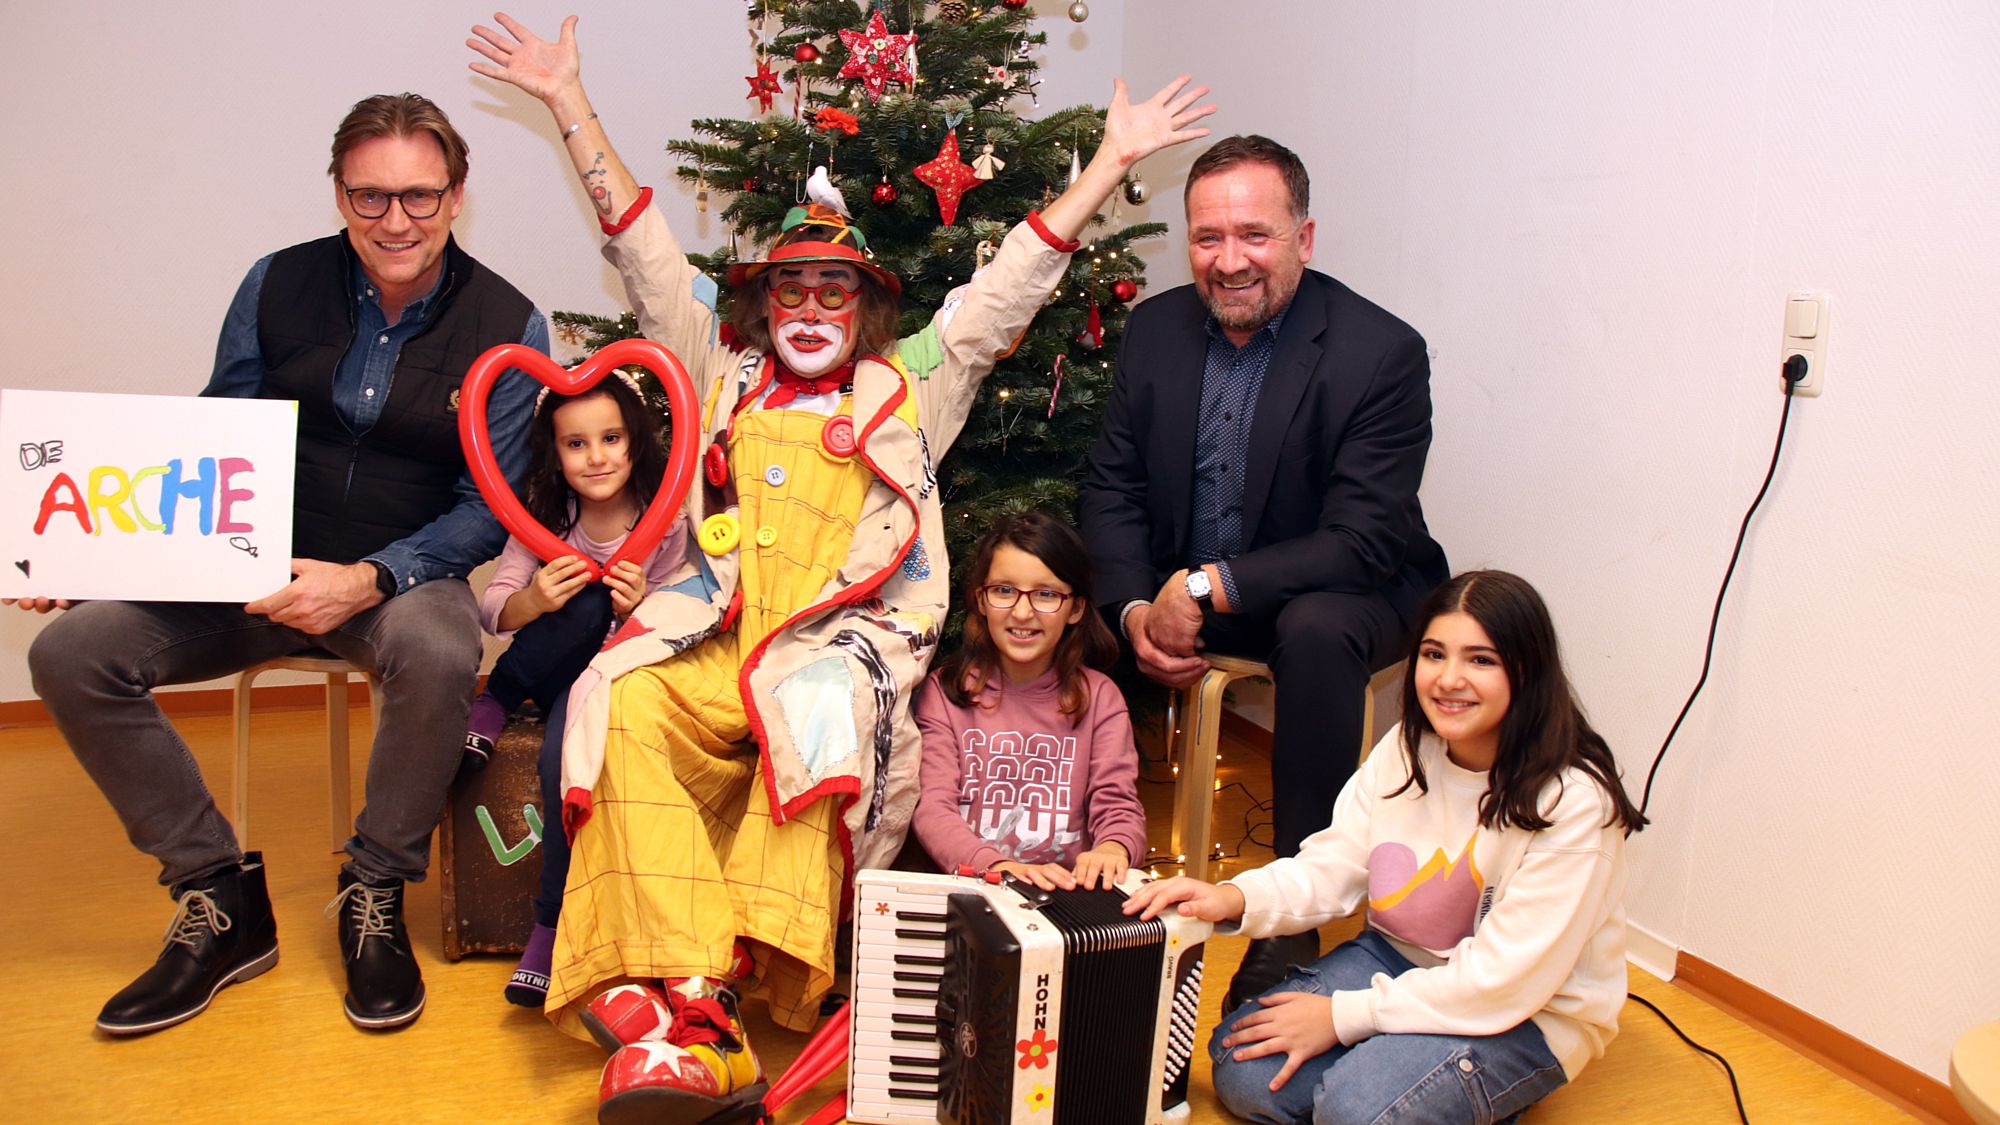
[1779,291,1830,397]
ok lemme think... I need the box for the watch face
[1186,570,1212,599]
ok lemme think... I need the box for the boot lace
[163,889,230,950]
[323,882,398,958]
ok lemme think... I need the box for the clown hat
[727,204,902,296]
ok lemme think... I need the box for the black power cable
[1626,992,1751,1123]
[1626,369,1803,1123]
[1640,379,1797,816]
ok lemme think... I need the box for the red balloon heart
[458,339,699,584]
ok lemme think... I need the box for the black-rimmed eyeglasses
[340,183,449,220]
[977,584,1075,614]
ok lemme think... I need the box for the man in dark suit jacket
[1080,135,1448,1011]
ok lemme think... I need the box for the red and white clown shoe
[597,976,767,1125]
[581,983,676,1054]
[581,942,758,1054]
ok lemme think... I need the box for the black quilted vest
[256,233,531,564]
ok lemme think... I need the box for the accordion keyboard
[850,876,954,1122]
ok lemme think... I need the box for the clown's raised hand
[467,13,582,106]
[1039,74,1216,241]
[1099,74,1215,169]
[467,14,642,226]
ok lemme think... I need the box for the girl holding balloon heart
[462,371,687,1007]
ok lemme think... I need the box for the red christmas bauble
[794,43,821,63]
[1001,0,1030,8]
[1111,279,1138,302]
[872,180,899,206]
[743,176,762,192]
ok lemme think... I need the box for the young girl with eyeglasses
[911,510,1148,891]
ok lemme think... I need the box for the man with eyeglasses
[19,93,545,1037]
[1080,134,1449,1015]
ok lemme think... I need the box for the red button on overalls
[822,414,856,457]
[704,441,729,487]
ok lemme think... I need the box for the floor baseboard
[1625,921,1679,982]
[0,681,375,728]
[1675,951,1969,1124]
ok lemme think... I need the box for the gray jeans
[29,581,481,888]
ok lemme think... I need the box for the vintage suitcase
[438,714,547,959]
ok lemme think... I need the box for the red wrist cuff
[600,186,653,237]
[1026,210,1081,253]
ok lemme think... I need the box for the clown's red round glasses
[770,280,861,310]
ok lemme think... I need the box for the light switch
[1785,298,1820,339]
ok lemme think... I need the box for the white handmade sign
[0,390,296,602]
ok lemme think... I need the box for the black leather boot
[1222,930,1321,1016]
[97,852,280,1036]
[326,871,424,1030]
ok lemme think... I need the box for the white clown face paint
[767,263,863,376]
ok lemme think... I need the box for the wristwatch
[367,560,397,600]
[1183,568,1215,612]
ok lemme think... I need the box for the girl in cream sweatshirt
[1126,570,1646,1125]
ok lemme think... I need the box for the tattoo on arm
[585,152,613,216]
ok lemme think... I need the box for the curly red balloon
[458,339,699,584]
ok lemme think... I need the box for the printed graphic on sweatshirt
[1367,833,1484,951]
[958,728,1081,864]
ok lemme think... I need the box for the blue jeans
[1209,931,1566,1125]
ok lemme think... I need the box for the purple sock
[467,692,507,743]
[505,922,558,1007]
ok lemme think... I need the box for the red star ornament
[837,10,916,103]
[914,130,982,226]
[745,56,784,113]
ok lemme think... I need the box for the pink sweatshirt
[477,517,687,639]
[912,666,1149,872]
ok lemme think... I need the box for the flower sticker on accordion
[1016,1027,1058,1069]
[1026,1083,1053,1112]
[0,389,297,603]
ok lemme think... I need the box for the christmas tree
[554,0,1164,628]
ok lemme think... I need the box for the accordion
[848,868,1210,1125]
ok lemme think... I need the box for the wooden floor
[0,702,1917,1123]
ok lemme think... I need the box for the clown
[470,12,1213,1122]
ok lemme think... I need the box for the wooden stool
[1167,655,1406,881]
[1953,1020,2000,1125]
[231,652,380,853]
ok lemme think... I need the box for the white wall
[0,0,1122,696]
[1122,0,2000,1085]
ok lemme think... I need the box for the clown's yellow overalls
[546,398,872,1034]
